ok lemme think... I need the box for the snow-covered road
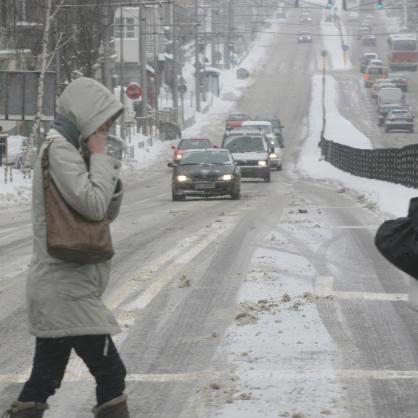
[1,3,418,418]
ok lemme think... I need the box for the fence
[319,135,418,189]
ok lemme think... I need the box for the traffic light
[377,0,384,9]
[326,0,333,9]
[342,0,347,10]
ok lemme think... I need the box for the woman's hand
[86,119,113,154]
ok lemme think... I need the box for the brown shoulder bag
[42,141,114,264]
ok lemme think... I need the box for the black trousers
[18,335,126,406]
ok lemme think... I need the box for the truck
[387,33,418,71]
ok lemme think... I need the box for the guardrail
[319,135,418,189]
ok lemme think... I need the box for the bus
[387,33,418,71]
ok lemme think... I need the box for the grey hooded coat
[27,77,124,337]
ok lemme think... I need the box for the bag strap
[41,141,54,189]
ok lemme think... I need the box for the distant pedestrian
[2,78,130,418]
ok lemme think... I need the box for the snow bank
[297,73,417,218]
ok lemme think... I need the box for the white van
[377,87,405,107]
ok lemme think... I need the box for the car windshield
[224,136,267,153]
[178,139,211,150]
[179,150,232,165]
[368,67,385,75]
[242,124,272,134]
[390,111,410,117]
[228,114,249,121]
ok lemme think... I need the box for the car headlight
[220,174,233,181]
[176,175,189,182]
[258,160,267,166]
[269,153,278,159]
[174,154,182,160]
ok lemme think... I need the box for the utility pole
[102,0,113,90]
[171,0,179,123]
[139,5,148,134]
[194,0,201,112]
[224,0,232,69]
[119,7,125,140]
[211,4,217,67]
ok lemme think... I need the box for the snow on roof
[242,120,272,126]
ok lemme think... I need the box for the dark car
[222,134,271,182]
[377,103,405,126]
[384,109,415,132]
[225,113,251,130]
[297,32,312,43]
[171,149,241,201]
[168,137,213,166]
[387,73,408,92]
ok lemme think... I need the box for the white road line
[317,290,407,302]
[3,368,418,384]
[315,275,334,293]
[314,275,407,302]
[327,225,378,229]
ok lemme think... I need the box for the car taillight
[364,74,368,80]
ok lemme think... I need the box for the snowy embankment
[297,73,417,218]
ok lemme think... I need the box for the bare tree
[24,0,65,176]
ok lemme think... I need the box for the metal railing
[319,135,418,189]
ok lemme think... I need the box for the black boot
[1,401,48,418]
[92,394,130,418]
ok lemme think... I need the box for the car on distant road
[384,109,415,132]
[254,116,285,147]
[362,34,376,46]
[223,134,271,182]
[171,149,241,201]
[297,31,312,43]
[364,65,388,87]
[225,113,251,130]
[371,79,396,99]
[368,58,384,67]
[387,72,408,91]
[168,137,213,166]
[300,12,312,23]
[239,120,282,170]
[377,103,406,126]
[360,52,378,72]
[377,86,405,107]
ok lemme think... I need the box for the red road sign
[126,82,142,100]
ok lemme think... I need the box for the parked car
[384,109,415,132]
[360,52,378,72]
[225,113,251,130]
[297,31,312,43]
[168,137,213,166]
[371,79,396,99]
[171,149,241,201]
[377,103,406,126]
[364,65,388,87]
[222,134,271,182]
[387,72,408,92]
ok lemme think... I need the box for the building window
[114,17,135,39]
